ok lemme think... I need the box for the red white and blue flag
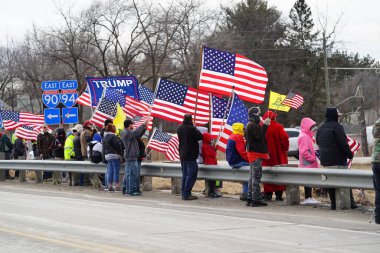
[282,91,304,109]
[90,89,119,127]
[199,46,268,104]
[124,85,153,130]
[147,128,180,161]
[15,125,43,140]
[0,110,44,130]
[347,136,361,168]
[210,95,229,139]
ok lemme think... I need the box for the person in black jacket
[177,114,203,200]
[316,107,357,210]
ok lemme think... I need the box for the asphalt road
[0,182,379,253]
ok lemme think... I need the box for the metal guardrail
[0,160,374,189]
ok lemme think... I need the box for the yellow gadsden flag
[268,91,291,112]
[113,104,126,134]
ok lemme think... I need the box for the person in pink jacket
[298,117,320,204]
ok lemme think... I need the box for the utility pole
[323,31,330,107]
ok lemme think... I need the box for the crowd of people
[0,107,379,224]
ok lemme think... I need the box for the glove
[263,118,271,126]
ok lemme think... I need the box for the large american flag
[0,110,45,130]
[90,89,118,127]
[210,95,229,139]
[151,78,209,125]
[282,91,304,109]
[215,93,248,152]
[147,128,180,161]
[199,46,268,104]
[15,125,43,140]
[124,86,153,130]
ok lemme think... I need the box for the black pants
[304,187,312,199]
[372,162,380,223]
[328,188,355,209]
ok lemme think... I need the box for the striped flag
[281,91,304,109]
[199,46,268,104]
[151,78,209,125]
[90,89,118,127]
[194,90,210,126]
[215,93,248,152]
[15,125,43,140]
[124,86,153,130]
[0,110,45,130]
[76,88,92,107]
[347,136,361,168]
[210,95,229,139]
[147,128,180,161]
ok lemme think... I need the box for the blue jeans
[137,161,141,192]
[124,160,139,194]
[231,161,249,193]
[372,162,380,222]
[106,158,120,186]
[181,161,198,198]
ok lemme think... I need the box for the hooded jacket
[64,133,75,160]
[103,131,123,160]
[177,120,203,161]
[316,108,353,166]
[298,118,319,168]
[121,124,146,161]
[202,132,217,165]
[226,123,249,166]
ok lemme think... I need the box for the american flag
[15,125,43,140]
[147,128,180,161]
[347,136,361,168]
[124,86,153,130]
[90,89,118,127]
[281,91,304,109]
[151,78,209,125]
[199,46,268,104]
[215,93,248,152]
[0,110,45,130]
[210,95,229,139]
[76,87,92,107]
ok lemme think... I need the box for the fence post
[0,152,6,181]
[286,185,300,205]
[141,176,153,191]
[171,178,181,194]
[18,156,27,183]
[335,188,351,210]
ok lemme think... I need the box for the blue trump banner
[85,76,139,106]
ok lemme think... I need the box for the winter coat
[137,138,146,162]
[202,132,217,165]
[64,134,75,160]
[226,123,249,166]
[372,118,380,163]
[298,118,319,168]
[121,124,146,161]
[102,132,123,160]
[73,135,83,161]
[80,128,93,157]
[316,108,353,166]
[37,132,54,159]
[245,119,269,154]
[13,138,26,158]
[177,122,203,161]
[0,134,13,153]
[52,134,66,159]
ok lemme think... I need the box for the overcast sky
[0,0,379,61]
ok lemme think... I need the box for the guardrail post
[335,188,351,210]
[286,185,300,205]
[18,156,27,183]
[141,176,153,191]
[171,178,182,194]
[0,153,6,181]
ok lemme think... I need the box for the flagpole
[215,86,235,148]
[145,127,157,153]
[193,45,205,126]
[272,89,291,115]
[146,77,160,120]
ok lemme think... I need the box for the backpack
[88,141,102,164]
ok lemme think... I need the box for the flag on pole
[268,90,291,112]
[347,136,361,168]
[281,91,304,109]
[194,90,210,126]
[15,125,43,140]
[147,128,180,161]
[76,88,92,107]
[0,110,45,130]
[90,89,118,127]
[151,78,203,124]
[216,93,248,152]
[199,46,268,104]
[210,95,229,139]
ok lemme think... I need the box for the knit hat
[83,120,92,128]
[248,107,261,119]
[232,122,244,136]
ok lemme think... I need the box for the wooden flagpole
[193,45,205,126]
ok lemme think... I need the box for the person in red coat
[202,132,219,198]
[262,111,289,201]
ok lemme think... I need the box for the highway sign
[42,93,61,108]
[60,92,78,107]
[61,107,78,124]
[60,80,78,90]
[41,81,60,91]
[44,108,61,125]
